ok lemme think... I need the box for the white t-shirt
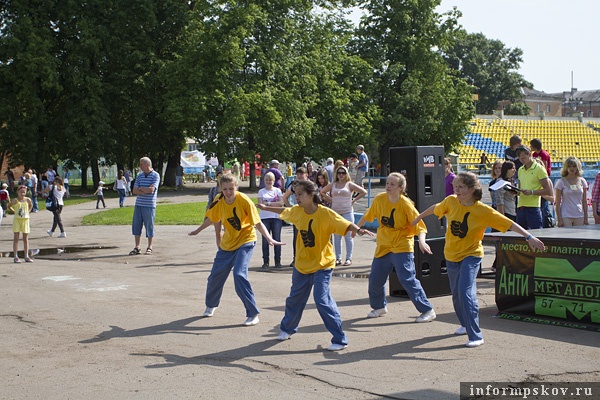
[258,187,283,219]
[52,185,66,206]
[555,177,588,218]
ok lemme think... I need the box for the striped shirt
[134,170,160,208]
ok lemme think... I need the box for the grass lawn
[82,196,260,226]
[82,201,209,225]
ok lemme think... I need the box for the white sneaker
[58,232,67,238]
[47,230,54,237]
[202,307,216,317]
[367,307,388,318]
[454,326,467,335]
[415,309,436,323]
[327,343,348,351]
[243,316,259,326]
[466,339,484,348]
[276,331,291,341]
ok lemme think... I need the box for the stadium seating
[458,118,600,171]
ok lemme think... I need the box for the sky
[436,0,600,94]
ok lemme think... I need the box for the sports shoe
[243,316,259,326]
[276,331,291,341]
[261,262,269,269]
[454,326,467,335]
[274,263,283,268]
[335,259,342,266]
[202,307,216,317]
[415,309,436,323]
[58,232,67,238]
[47,230,54,237]
[327,343,348,351]
[367,307,388,318]
[466,339,484,348]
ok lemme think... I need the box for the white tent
[180,151,218,174]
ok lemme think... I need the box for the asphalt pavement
[0,181,597,400]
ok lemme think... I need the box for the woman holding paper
[495,161,517,221]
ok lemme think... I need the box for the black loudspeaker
[389,146,445,238]
[389,237,451,298]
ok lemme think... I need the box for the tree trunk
[90,159,100,189]
[163,152,179,187]
[80,161,89,190]
[379,146,390,177]
[155,155,164,182]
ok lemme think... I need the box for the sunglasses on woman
[337,171,347,175]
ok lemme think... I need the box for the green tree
[443,29,532,115]
[353,0,474,172]
[503,102,531,116]
[168,1,376,187]
[0,0,189,187]
[296,11,378,163]
[0,1,61,170]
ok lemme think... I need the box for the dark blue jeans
[117,189,126,207]
[517,206,542,230]
[261,218,282,263]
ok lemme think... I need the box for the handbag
[46,185,58,211]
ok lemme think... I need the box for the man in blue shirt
[130,157,160,255]
[355,145,369,187]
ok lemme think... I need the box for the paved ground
[0,181,598,400]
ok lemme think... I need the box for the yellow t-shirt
[434,196,513,262]
[517,161,548,208]
[280,205,351,274]
[205,192,260,251]
[363,193,426,258]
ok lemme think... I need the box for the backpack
[46,185,58,211]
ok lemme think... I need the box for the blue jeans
[516,207,542,230]
[369,252,433,313]
[117,189,126,207]
[261,218,282,263]
[31,192,39,212]
[333,211,354,261]
[447,256,483,341]
[205,242,259,317]
[280,268,347,346]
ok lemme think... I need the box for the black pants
[51,205,64,233]
[96,195,106,208]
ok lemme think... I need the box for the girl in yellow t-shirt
[413,172,545,348]
[356,173,436,322]
[257,180,374,351]
[188,173,284,326]
[9,185,33,263]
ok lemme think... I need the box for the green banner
[495,237,600,331]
